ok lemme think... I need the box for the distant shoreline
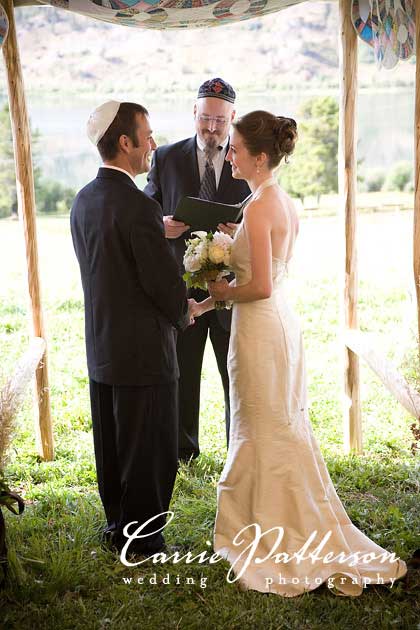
[0,85,415,108]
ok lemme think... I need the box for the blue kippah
[197,78,236,104]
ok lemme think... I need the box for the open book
[173,193,252,233]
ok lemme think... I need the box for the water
[24,89,415,190]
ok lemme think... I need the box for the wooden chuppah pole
[414,0,420,351]
[1,0,54,460]
[338,0,362,453]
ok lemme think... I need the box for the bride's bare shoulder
[243,185,298,230]
[242,196,269,221]
[244,186,281,218]
[277,187,299,223]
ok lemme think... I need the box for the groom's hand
[164,215,190,239]
[187,298,200,325]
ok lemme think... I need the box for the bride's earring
[256,165,261,174]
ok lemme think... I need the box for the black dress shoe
[101,529,119,552]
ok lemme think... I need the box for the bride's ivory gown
[213,182,407,597]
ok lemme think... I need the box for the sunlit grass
[0,213,418,628]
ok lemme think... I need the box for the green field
[0,213,419,629]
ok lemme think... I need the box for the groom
[71,101,191,554]
[145,78,250,461]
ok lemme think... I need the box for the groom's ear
[118,134,131,154]
[230,109,236,122]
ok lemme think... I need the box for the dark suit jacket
[144,136,251,273]
[70,167,189,387]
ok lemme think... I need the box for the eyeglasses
[197,114,229,126]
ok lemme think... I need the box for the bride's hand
[208,278,230,301]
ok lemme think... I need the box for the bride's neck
[248,171,275,194]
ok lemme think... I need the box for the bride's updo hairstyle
[233,111,297,168]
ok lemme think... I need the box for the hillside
[3,1,414,100]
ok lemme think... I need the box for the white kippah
[87,100,121,146]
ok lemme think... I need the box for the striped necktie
[198,152,217,201]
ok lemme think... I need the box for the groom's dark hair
[98,102,149,161]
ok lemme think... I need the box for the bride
[190,110,407,597]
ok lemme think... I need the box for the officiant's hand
[164,215,190,239]
[217,222,238,238]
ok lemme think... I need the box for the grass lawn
[0,212,419,629]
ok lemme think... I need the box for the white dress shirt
[196,135,229,190]
[101,164,137,186]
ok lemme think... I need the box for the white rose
[184,253,202,273]
[194,241,208,263]
[214,231,233,249]
[185,239,199,256]
[208,243,225,265]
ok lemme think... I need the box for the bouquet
[183,230,233,309]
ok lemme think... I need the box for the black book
[173,194,252,233]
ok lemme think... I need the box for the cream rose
[208,243,225,264]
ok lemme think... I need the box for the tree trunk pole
[338,0,362,453]
[414,0,420,353]
[1,0,54,460]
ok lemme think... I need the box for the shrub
[384,161,413,192]
[363,168,386,192]
[35,179,75,214]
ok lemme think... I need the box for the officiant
[144,78,250,462]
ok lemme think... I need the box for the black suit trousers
[89,379,178,552]
[177,303,230,459]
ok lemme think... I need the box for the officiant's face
[194,97,235,150]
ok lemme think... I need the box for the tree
[0,105,16,219]
[279,96,339,202]
[35,180,75,214]
[0,103,75,217]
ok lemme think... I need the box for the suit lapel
[217,143,233,200]
[182,137,200,194]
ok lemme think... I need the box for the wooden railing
[345,329,420,422]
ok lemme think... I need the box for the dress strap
[251,177,277,199]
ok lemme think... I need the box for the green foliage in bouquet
[183,264,228,290]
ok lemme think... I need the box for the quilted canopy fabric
[36,0,306,30]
